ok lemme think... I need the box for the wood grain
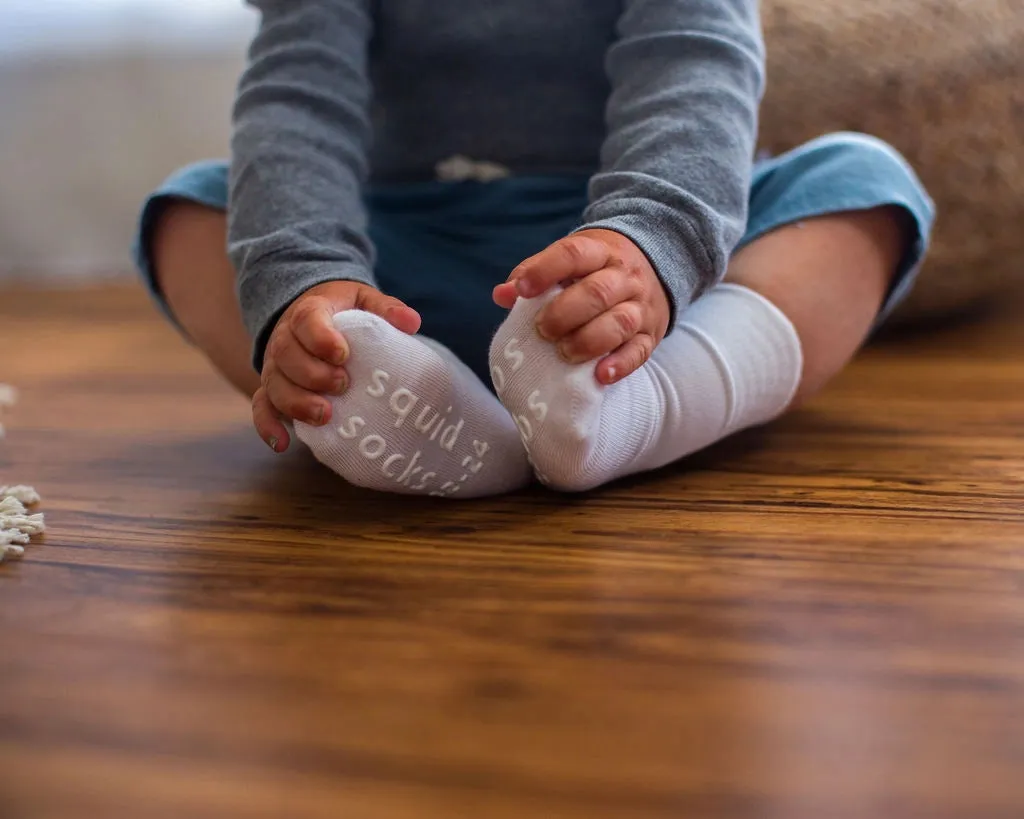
[1,283,1023,819]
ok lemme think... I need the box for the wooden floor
[1,283,1023,819]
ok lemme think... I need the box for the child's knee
[151,200,228,280]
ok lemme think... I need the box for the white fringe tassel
[0,488,44,561]
[0,384,44,561]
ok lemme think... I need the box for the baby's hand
[254,280,421,452]
[493,229,670,385]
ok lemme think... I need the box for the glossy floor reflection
[1,283,1023,819]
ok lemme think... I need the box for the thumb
[358,288,422,335]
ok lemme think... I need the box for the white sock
[489,283,803,491]
[295,311,532,498]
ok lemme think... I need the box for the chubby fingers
[262,360,332,428]
[492,280,518,309]
[356,289,423,335]
[507,234,611,299]
[273,323,349,395]
[553,300,646,365]
[289,298,348,365]
[251,386,291,452]
[533,266,638,342]
[262,321,339,428]
[595,333,657,386]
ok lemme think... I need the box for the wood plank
[1,282,1023,819]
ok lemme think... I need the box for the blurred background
[0,0,256,280]
[1,0,1020,321]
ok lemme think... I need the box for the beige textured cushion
[759,0,1024,323]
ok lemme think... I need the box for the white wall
[0,1,257,278]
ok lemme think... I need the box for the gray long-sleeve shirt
[229,0,765,370]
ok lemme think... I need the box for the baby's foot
[489,285,803,492]
[296,311,531,498]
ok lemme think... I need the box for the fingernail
[332,345,348,366]
[557,343,580,364]
[606,366,618,383]
[331,374,348,395]
[516,279,536,298]
[534,319,553,341]
[313,406,325,425]
[267,436,279,452]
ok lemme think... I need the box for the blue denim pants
[135,132,935,383]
